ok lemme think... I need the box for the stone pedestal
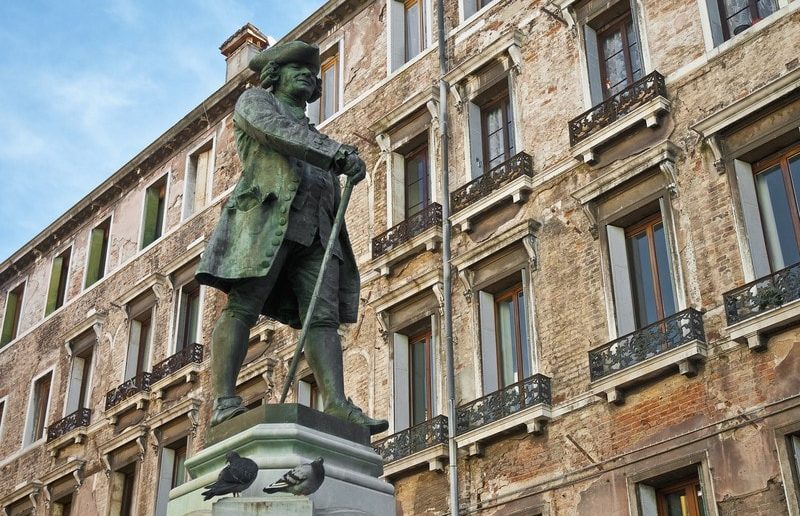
[167,404,395,516]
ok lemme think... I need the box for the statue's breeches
[223,238,340,329]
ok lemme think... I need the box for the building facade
[2,0,800,514]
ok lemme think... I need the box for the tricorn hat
[249,40,321,74]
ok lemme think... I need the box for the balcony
[46,408,91,454]
[588,308,706,404]
[724,262,800,349]
[371,202,442,277]
[450,152,535,232]
[455,374,552,456]
[568,71,670,164]
[105,372,152,421]
[373,415,449,477]
[150,343,204,397]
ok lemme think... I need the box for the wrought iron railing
[105,372,152,410]
[450,152,534,214]
[588,308,705,381]
[372,202,442,259]
[455,374,551,435]
[723,262,800,325]
[568,71,667,146]
[372,415,449,464]
[47,408,91,442]
[151,343,204,383]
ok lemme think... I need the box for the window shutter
[391,153,406,225]
[393,332,410,431]
[735,159,771,279]
[705,0,725,47]
[174,288,187,353]
[463,0,477,19]
[297,380,312,406]
[194,150,210,210]
[429,314,439,415]
[607,225,636,336]
[467,102,484,179]
[390,0,406,71]
[125,320,143,380]
[65,356,85,414]
[584,25,604,105]
[791,435,800,480]
[307,98,320,126]
[155,447,176,516]
[85,226,106,287]
[479,291,499,394]
[1,290,19,345]
[637,483,658,516]
[142,186,162,248]
[45,256,64,316]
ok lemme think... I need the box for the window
[479,280,531,392]
[392,317,437,430]
[156,437,188,516]
[580,1,646,105]
[109,462,137,516]
[0,398,5,439]
[85,218,111,288]
[634,464,710,516]
[606,201,679,336]
[298,375,325,411]
[404,143,430,218]
[389,0,428,71]
[45,247,71,316]
[752,143,800,272]
[124,295,155,380]
[318,46,340,123]
[183,142,214,219]
[141,175,168,249]
[25,371,52,446]
[480,88,515,171]
[718,0,779,39]
[65,333,95,415]
[52,493,74,516]
[788,433,800,507]
[174,279,201,353]
[1,281,25,347]
[463,0,497,19]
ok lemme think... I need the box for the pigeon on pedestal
[263,457,325,496]
[201,451,258,501]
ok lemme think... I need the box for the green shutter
[45,256,64,316]
[85,227,106,287]
[142,186,162,248]
[1,291,19,346]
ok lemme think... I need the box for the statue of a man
[196,41,388,434]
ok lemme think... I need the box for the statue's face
[275,62,316,102]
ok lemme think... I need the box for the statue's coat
[196,88,360,328]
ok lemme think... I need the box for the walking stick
[279,174,356,403]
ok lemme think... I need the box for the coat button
[266,249,275,257]
[275,229,284,236]
[289,185,297,192]
[272,237,282,245]
[283,194,291,201]
[261,260,270,268]
[280,207,287,214]
[279,217,287,225]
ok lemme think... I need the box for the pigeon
[201,451,259,501]
[263,457,325,496]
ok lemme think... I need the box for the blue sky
[0,0,326,262]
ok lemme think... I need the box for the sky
[0,0,326,262]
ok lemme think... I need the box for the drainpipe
[437,0,459,514]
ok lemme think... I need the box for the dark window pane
[723,0,754,35]
[410,337,427,425]
[405,1,421,62]
[404,146,428,218]
[518,291,530,378]
[629,232,659,326]
[496,297,518,386]
[626,20,643,80]
[653,223,677,318]
[756,0,778,18]
[756,165,800,270]
[664,489,688,516]
[322,63,337,120]
[171,445,187,488]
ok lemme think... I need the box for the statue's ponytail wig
[260,61,323,103]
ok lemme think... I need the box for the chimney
[220,23,269,82]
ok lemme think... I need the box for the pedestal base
[167,404,395,516]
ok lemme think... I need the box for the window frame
[655,477,705,516]
[139,173,170,250]
[596,11,642,100]
[492,283,528,387]
[23,368,54,448]
[404,0,425,63]
[408,328,434,426]
[173,278,202,354]
[83,216,113,290]
[479,87,515,172]
[403,141,431,219]
[182,138,216,221]
[0,395,7,443]
[124,295,156,381]
[1,279,27,347]
[319,50,340,123]
[65,333,96,416]
[45,245,73,317]
[716,0,778,40]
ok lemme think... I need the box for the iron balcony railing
[723,261,800,325]
[568,71,667,146]
[450,152,534,214]
[105,371,152,411]
[455,374,551,435]
[151,343,204,383]
[47,408,91,442]
[372,202,442,259]
[588,308,705,382]
[372,415,449,464]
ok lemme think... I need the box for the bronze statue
[197,41,388,434]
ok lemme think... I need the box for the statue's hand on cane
[334,145,366,184]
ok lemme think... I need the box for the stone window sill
[455,403,552,457]
[381,443,448,479]
[105,392,149,426]
[371,227,442,277]
[589,339,707,404]
[450,172,534,233]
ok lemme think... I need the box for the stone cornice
[279,0,373,45]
